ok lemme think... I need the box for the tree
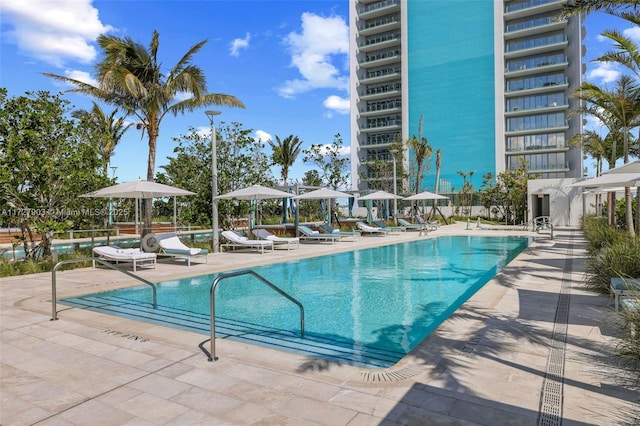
[268,135,303,223]
[157,122,273,230]
[72,102,132,176]
[479,158,531,224]
[558,0,640,20]
[573,76,640,232]
[44,30,245,236]
[303,133,350,190]
[456,170,476,218]
[0,89,110,259]
[409,114,433,193]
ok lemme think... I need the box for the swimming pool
[61,235,530,368]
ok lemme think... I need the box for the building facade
[349,0,585,195]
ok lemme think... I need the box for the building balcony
[361,122,402,133]
[505,82,569,97]
[505,40,568,59]
[360,70,401,85]
[505,124,569,137]
[505,144,569,154]
[505,102,568,116]
[358,35,401,53]
[504,61,568,77]
[358,0,400,20]
[504,0,564,20]
[358,19,401,37]
[360,51,401,67]
[504,19,567,40]
[360,106,401,117]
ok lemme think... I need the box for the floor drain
[538,235,573,426]
[359,366,423,383]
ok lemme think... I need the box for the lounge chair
[319,223,361,241]
[252,228,299,250]
[398,218,428,231]
[297,225,341,244]
[372,220,407,233]
[92,245,157,272]
[610,277,640,311]
[157,233,208,266]
[221,230,274,254]
[414,215,440,231]
[356,221,391,236]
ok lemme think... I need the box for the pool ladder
[199,269,305,362]
[51,257,157,321]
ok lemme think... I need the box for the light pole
[389,148,398,225]
[206,110,221,252]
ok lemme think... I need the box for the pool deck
[1,223,638,425]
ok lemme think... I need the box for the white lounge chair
[92,245,157,272]
[372,220,406,232]
[221,230,274,254]
[157,233,208,266]
[319,223,360,241]
[297,225,341,244]
[356,221,391,236]
[252,228,299,250]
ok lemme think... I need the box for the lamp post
[389,148,398,225]
[206,110,221,252]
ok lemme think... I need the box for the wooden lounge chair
[157,232,208,266]
[221,230,274,254]
[92,245,157,272]
[252,228,299,250]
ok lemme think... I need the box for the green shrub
[584,235,640,294]
[0,251,92,277]
[582,215,627,257]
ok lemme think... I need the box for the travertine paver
[1,224,638,425]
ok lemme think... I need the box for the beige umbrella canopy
[216,184,292,200]
[217,185,293,231]
[603,160,640,175]
[404,190,449,201]
[81,180,196,234]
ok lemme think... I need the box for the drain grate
[359,365,423,383]
[538,235,573,426]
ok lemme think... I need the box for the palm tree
[558,0,640,20]
[44,30,245,235]
[268,135,303,223]
[573,76,640,231]
[409,114,433,194]
[72,102,132,176]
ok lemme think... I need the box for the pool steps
[60,294,404,368]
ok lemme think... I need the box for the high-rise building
[349,0,584,195]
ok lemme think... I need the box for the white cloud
[63,69,97,87]
[623,26,640,43]
[254,130,272,143]
[278,12,349,98]
[587,62,621,84]
[230,33,251,57]
[323,95,350,117]
[0,0,112,67]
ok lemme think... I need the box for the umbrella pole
[135,198,139,235]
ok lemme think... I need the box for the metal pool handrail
[199,269,304,362]
[51,257,157,321]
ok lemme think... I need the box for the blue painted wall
[407,0,495,192]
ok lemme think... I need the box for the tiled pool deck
[1,223,638,425]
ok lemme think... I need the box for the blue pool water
[61,236,529,367]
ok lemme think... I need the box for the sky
[0,0,633,183]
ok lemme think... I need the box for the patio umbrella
[568,173,640,188]
[81,180,196,234]
[217,185,293,231]
[292,187,352,229]
[357,190,403,221]
[603,160,640,174]
[403,190,449,201]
